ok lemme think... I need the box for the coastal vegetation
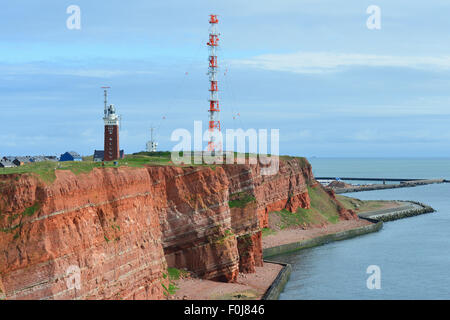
[161,267,190,297]
[0,202,41,239]
[336,195,401,213]
[0,152,181,183]
[167,267,189,281]
[229,192,256,208]
[261,227,276,237]
[267,186,342,233]
[0,152,309,184]
[263,187,406,237]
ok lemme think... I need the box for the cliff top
[0,151,308,184]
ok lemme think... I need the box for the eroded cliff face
[146,166,239,282]
[0,169,167,300]
[0,157,354,300]
[223,158,315,229]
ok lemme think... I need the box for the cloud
[0,64,155,78]
[232,52,450,74]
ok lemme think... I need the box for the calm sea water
[274,158,450,300]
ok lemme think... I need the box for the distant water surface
[308,158,450,180]
[273,158,450,300]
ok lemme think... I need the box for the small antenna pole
[146,127,158,152]
[101,86,110,117]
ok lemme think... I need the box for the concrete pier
[321,178,447,194]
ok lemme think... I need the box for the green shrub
[229,192,256,208]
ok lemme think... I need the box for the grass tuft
[229,192,256,209]
[269,185,341,229]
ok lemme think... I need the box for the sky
[1,0,450,157]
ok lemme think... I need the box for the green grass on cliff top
[0,151,309,184]
[0,152,175,183]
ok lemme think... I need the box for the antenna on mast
[207,14,221,152]
[101,86,110,117]
[146,127,158,152]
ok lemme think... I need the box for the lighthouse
[102,87,120,161]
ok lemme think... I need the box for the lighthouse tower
[102,87,120,161]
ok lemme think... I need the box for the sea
[273,158,450,300]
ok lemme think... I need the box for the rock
[0,169,167,300]
[0,157,357,300]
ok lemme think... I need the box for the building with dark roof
[93,150,124,162]
[12,159,25,167]
[0,159,16,168]
[59,151,83,162]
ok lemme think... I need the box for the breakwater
[359,201,435,222]
[332,179,446,194]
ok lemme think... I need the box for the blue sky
[1,1,450,157]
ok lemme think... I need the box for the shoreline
[262,219,381,259]
[170,219,378,300]
[169,219,373,300]
[261,200,435,300]
[171,200,434,301]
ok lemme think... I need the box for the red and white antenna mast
[207,14,221,152]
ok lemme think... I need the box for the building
[32,156,59,162]
[13,156,34,166]
[0,159,16,168]
[93,150,124,162]
[12,159,24,167]
[2,155,59,164]
[43,156,59,162]
[59,151,83,162]
[102,88,122,161]
[31,156,46,162]
[146,127,158,152]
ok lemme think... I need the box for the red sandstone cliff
[0,157,355,300]
[0,169,167,300]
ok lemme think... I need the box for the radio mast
[207,15,221,152]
